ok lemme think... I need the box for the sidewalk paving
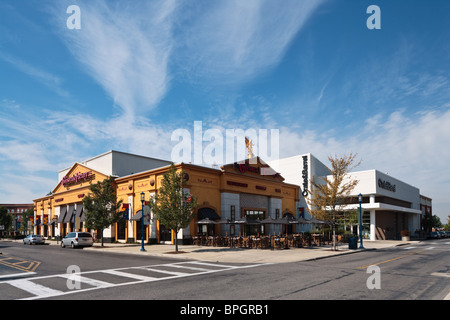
[2,238,420,264]
[55,239,420,264]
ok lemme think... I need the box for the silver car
[61,232,94,248]
[23,234,45,245]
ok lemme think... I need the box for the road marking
[356,248,428,270]
[144,267,188,276]
[58,274,112,288]
[0,254,41,273]
[425,247,435,250]
[0,272,37,279]
[403,247,416,250]
[102,269,158,281]
[8,279,63,297]
[0,261,267,300]
[444,292,450,300]
[431,272,450,278]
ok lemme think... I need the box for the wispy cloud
[177,0,325,84]
[51,0,177,119]
[0,52,69,97]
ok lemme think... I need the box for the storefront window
[244,210,265,235]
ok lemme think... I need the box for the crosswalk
[402,241,450,251]
[0,261,267,300]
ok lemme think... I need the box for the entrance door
[136,221,147,243]
[117,218,126,240]
[160,225,172,243]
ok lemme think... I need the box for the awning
[64,205,75,223]
[197,207,221,220]
[57,206,67,223]
[48,218,58,226]
[130,210,142,221]
[75,205,83,218]
[75,205,85,222]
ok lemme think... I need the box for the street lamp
[72,207,77,232]
[140,192,146,252]
[358,193,364,249]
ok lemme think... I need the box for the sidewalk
[3,238,418,264]
[59,239,419,264]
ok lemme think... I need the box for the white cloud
[52,0,177,118]
[175,0,325,84]
[278,106,450,222]
[0,52,69,97]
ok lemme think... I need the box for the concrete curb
[1,239,418,264]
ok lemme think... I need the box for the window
[244,210,265,235]
[275,209,280,219]
[230,205,235,222]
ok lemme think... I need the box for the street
[0,239,449,302]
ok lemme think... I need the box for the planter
[401,230,411,241]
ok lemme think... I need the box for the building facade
[33,152,299,244]
[0,203,34,234]
[273,154,424,240]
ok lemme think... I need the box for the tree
[308,153,361,250]
[149,163,198,252]
[83,176,123,247]
[19,208,34,235]
[0,206,13,235]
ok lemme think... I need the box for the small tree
[308,153,361,250]
[19,208,34,235]
[83,176,123,246]
[149,163,198,252]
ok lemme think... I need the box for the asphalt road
[0,239,449,302]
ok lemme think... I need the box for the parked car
[23,234,45,245]
[438,231,447,238]
[428,231,440,239]
[61,232,94,248]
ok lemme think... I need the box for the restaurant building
[273,153,424,240]
[33,151,299,244]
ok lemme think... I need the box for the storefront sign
[378,179,396,192]
[62,171,95,187]
[301,156,309,197]
[233,162,261,174]
[227,180,248,188]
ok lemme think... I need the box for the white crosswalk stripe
[0,261,268,300]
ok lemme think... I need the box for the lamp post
[358,193,364,249]
[72,207,77,232]
[140,192,146,252]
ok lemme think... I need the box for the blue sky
[0,0,449,223]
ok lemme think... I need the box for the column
[127,195,134,243]
[370,209,376,241]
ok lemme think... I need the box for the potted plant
[401,230,411,241]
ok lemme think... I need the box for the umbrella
[308,217,327,224]
[215,218,230,224]
[196,217,217,224]
[233,216,260,236]
[297,216,311,224]
[260,216,277,224]
[297,216,311,232]
[233,216,261,224]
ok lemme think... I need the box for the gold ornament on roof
[245,137,254,159]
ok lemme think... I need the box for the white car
[23,234,45,245]
[61,232,94,248]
